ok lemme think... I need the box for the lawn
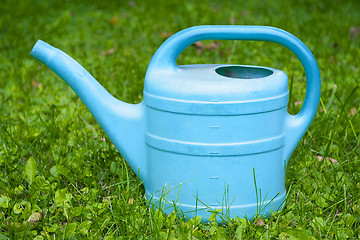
[1,0,359,239]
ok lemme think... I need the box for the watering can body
[144,64,289,219]
[30,26,321,221]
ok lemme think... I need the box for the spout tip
[30,40,56,65]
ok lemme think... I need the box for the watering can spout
[30,40,146,181]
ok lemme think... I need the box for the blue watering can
[31,26,321,221]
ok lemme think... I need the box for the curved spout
[30,40,146,181]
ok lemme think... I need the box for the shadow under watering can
[30,25,321,221]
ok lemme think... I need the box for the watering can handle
[148,25,321,162]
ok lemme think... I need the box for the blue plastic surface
[30,25,321,221]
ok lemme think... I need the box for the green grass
[1,0,360,238]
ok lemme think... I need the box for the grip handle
[147,25,321,162]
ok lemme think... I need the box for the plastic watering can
[30,26,321,221]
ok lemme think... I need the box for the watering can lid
[144,64,289,114]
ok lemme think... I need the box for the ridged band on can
[144,91,289,115]
[146,133,285,156]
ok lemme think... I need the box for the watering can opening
[215,66,273,79]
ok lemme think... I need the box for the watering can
[30,26,320,221]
